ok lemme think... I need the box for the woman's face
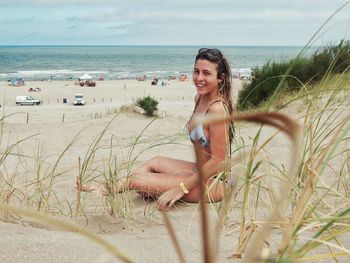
[193,59,221,96]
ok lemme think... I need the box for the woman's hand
[156,186,185,211]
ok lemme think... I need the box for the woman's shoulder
[206,100,228,115]
[207,97,229,113]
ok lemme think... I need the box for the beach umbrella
[79,73,92,80]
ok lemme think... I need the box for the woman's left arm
[199,102,230,180]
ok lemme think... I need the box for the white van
[16,96,42,106]
[73,94,85,105]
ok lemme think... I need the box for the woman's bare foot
[76,177,106,196]
[76,176,130,196]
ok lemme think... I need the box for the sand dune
[0,78,347,263]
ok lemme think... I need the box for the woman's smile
[193,59,219,96]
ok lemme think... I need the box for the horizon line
[0,44,321,47]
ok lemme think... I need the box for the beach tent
[79,73,92,80]
[9,77,25,86]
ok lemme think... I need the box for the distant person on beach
[179,74,188,81]
[77,48,235,210]
[151,78,158,85]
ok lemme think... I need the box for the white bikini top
[187,96,228,147]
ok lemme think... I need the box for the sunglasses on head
[198,48,222,57]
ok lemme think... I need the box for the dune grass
[0,70,349,262]
[0,72,349,262]
[231,54,350,263]
[1,5,350,263]
[238,39,350,111]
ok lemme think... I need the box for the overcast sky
[1,0,349,46]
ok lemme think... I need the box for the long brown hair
[195,48,235,142]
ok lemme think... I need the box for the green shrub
[237,39,350,110]
[329,39,350,73]
[136,96,159,116]
[238,61,291,109]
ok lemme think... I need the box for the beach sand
[0,78,246,263]
[0,78,346,263]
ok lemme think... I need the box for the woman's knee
[129,167,157,189]
[141,156,167,172]
[128,176,139,189]
[128,174,145,190]
[132,156,161,174]
[147,156,166,166]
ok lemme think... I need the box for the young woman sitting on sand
[77,48,235,210]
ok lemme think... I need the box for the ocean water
[0,45,318,81]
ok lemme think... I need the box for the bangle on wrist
[179,182,189,194]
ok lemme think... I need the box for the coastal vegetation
[0,64,349,262]
[238,39,350,110]
[1,27,350,263]
[136,96,159,116]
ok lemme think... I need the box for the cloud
[0,0,349,45]
[65,11,133,24]
[1,17,35,24]
[1,0,347,11]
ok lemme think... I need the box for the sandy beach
[0,78,348,263]
[0,78,246,263]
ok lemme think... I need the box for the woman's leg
[77,155,228,202]
[128,156,196,193]
[76,156,194,195]
[129,156,228,202]
[130,172,228,203]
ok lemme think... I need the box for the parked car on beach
[16,96,42,106]
[73,94,85,105]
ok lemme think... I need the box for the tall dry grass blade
[232,127,285,257]
[125,118,157,174]
[79,114,120,186]
[278,113,350,256]
[76,157,82,217]
[300,252,350,262]
[194,144,214,263]
[230,224,257,259]
[203,112,301,263]
[194,111,300,262]
[161,211,187,263]
[277,168,317,255]
[0,112,28,146]
[201,112,300,143]
[0,204,134,263]
[0,133,38,166]
[299,221,350,257]
[213,166,241,260]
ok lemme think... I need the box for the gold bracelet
[179,182,189,194]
